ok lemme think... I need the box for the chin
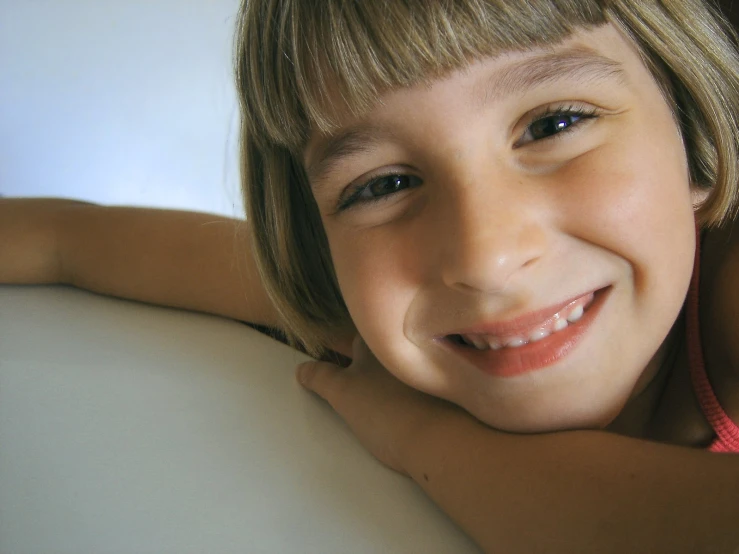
[469,402,617,434]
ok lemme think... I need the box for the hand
[296,335,461,474]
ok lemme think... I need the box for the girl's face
[304,24,698,433]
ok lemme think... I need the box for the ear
[690,184,710,210]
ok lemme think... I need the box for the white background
[1,0,243,217]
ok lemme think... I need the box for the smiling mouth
[449,292,596,351]
[442,287,610,378]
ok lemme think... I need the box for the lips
[439,287,610,378]
[454,293,594,350]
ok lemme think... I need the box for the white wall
[0,0,243,217]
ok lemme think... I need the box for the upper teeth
[553,318,569,331]
[457,302,586,351]
[528,329,550,342]
[506,337,528,348]
[566,305,584,323]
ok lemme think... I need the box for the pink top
[686,233,739,453]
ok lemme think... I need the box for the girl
[3,0,739,551]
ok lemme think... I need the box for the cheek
[327,225,420,356]
[558,119,693,255]
[556,117,696,331]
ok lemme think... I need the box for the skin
[304,24,701,435]
[297,24,739,551]
[4,20,738,553]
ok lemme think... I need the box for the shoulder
[700,222,739,422]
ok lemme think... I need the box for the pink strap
[686,231,739,453]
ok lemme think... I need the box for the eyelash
[336,104,600,212]
[516,103,599,147]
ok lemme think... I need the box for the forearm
[56,203,279,326]
[403,412,739,553]
[1,198,279,328]
[0,198,90,284]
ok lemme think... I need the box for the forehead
[304,24,639,179]
[249,0,611,150]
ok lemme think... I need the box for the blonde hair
[234,0,739,357]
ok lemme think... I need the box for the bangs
[235,0,608,150]
[236,0,739,355]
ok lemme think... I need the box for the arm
[0,197,278,327]
[298,338,739,554]
[1,197,355,357]
[404,412,739,554]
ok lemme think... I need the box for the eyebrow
[306,124,395,187]
[306,46,626,188]
[476,45,626,108]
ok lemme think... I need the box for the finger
[296,361,348,403]
[351,334,374,361]
[351,334,365,357]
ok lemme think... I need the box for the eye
[516,106,598,147]
[337,173,421,211]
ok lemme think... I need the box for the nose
[435,178,549,294]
